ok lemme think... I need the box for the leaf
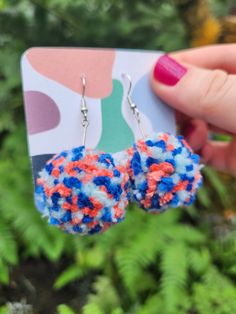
[137,294,162,314]
[0,259,9,285]
[193,267,236,313]
[160,242,189,313]
[163,224,205,245]
[84,246,104,268]
[57,304,76,314]
[0,306,8,314]
[189,248,211,275]
[0,220,18,265]
[0,124,73,261]
[197,186,212,208]
[228,265,236,275]
[111,308,124,314]
[83,276,120,314]
[115,218,163,297]
[83,303,104,314]
[41,230,66,261]
[54,264,84,290]
[0,0,6,10]
[203,167,228,206]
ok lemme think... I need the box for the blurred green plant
[1,123,235,313]
[57,304,76,314]
[0,0,236,313]
[0,305,8,314]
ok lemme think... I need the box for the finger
[182,119,208,151]
[200,138,236,176]
[171,44,236,73]
[175,113,233,135]
[208,125,233,136]
[175,111,191,124]
[151,54,236,134]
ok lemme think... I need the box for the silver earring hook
[80,74,89,146]
[121,73,145,138]
[81,74,86,98]
[123,73,132,95]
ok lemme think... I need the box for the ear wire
[121,73,145,138]
[80,74,89,146]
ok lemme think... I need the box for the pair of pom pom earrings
[35,73,203,235]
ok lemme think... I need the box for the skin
[151,44,236,176]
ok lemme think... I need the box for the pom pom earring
[35,75,129,235]
[121,73,203,213]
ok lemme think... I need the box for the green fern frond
[82,276,121,314]
[160,242,189,314]
[77,246,105,269]
[111,308,124,314]
[98,206,180,256]
[193,266,236,313]
[162,224,206,245]
[54,264,84,290]
[188,247,211,275]
[203,167,229,206]
[0,219,17,284]
[115,217,163,296]
[0,126,71,261]
[0,186,67,260]
[0,258,9,285]
[57,304,76,314]
[0,220,17,265]
[137,294,162,314]
[97,205,151,253]
[197,185,212,208]
[83,303,104,314]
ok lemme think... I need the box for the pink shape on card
[26,48,115,98]
[24,91,60,135]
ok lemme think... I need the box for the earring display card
[21,47,176,184]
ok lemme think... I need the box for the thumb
[151,54,236,134]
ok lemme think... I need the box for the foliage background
[1,0,236,313]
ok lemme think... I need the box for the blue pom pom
[127,133,203,213]
[51,192,61,204]
[77,192,94,209]
[61,211,72,223]
[35,147,129,235]
[50,217,60,225]
[98,153,115,167]
[45,163,53,174]
[159,177,174,192]
[155,140,166,150]
[191,154,200,164]
[146,157,159,167]
[63,177,82,189]
[131,151,142,175]
[113,169,121,177]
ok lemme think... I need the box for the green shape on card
[96,79,134,153]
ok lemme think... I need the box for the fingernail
[153,54,187,86]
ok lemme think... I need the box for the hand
[151,44,236,176]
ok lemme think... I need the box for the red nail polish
[153,54,187,86]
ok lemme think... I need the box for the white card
[21,47,176,182]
